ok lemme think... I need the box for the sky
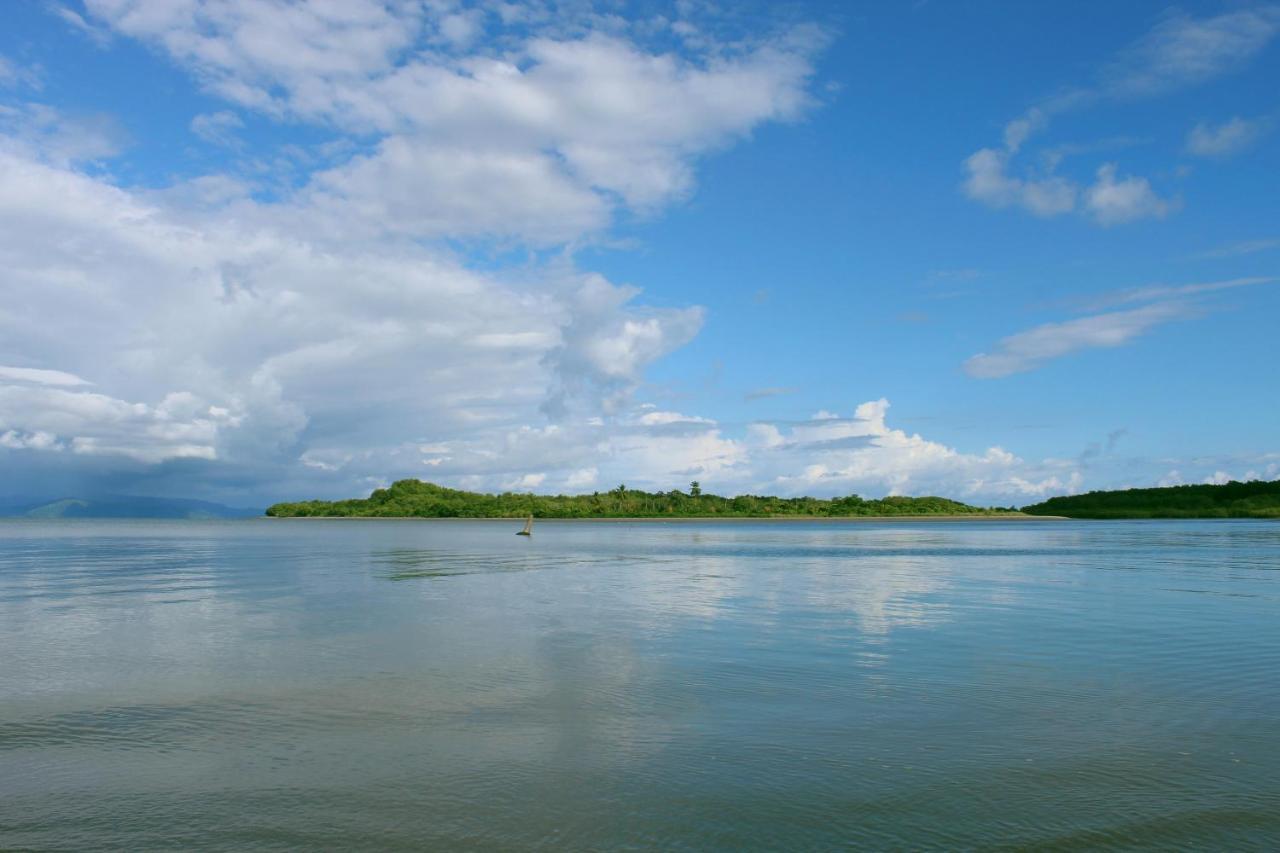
[0,0,1277,507]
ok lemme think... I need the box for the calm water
[1,519,1278,850]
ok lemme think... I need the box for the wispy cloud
[49,4,113,47]
[1085,276,1275,310]
[1186,116,1270,157]
[0,54,42,90]
[0,103,128,166]
[964,302,1190,379]
[967,274,1276,378]
[1102,7,1280,97]
[963,6,1280,223]
[744,386,797,401]
[0,365,91,387]
[1192,238,1280,259]
[190,110,245,148]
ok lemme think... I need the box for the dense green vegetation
[1023,479,1280,519]
[266,479,1017,518]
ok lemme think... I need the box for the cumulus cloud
[0,3,831,502]
[0,144,703,490]
[1186,116,1269,157]
[285,398,1088,503]
[0,430,61,451]
[962,147,1076,217]
[965,157,1174,226]
[541,275,704,418]
[1083,163,1175,225]
[1160,457,1280,487]
[79,1,823,244]
[0,3,1184,506]
[744,399,1083,500]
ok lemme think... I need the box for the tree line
[265,479,1017,518]
[1022,479,1280,518]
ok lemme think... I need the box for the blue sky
[0,0,1277,506]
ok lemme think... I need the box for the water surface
[1,519,1278,849]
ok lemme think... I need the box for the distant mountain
[9,496,262,520]
[1023,480,1280,519]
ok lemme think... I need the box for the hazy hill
[10,496,262,520]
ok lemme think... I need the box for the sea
[1,518,1277,850]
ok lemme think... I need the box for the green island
[266,477,1280,520]
[1022,479,1280,519]
[265,479,1020,518]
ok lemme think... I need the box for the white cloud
[744,399,1082,501]
[52,5,114,46]
[306,137,610,245]
[963,154,1173,226]
[0,430,61,451]
[1001,107,1049,154]
[373,398,1086,503]
[504,472,546,490]
[1086,276,1275,310]
[744,386,797,401]
[0,103,126,166]
[190,110,245,147]
[1157,456,1280,487]
[0,382,241,463]
[962,7,1278,223]
[1186,116,1269,157]
[962,148,1076,217]
[1102,7,1280,97]
[968,274,1276,379]
[542,275,704,418]
[964,302,1189,379]
[0,6,831,502]
[1193,238,1280,259]
[0,144,706,474]
[79,2,822,245]
[0,54,43,89]
[83,0,419,108]
[0,365,91,387]
[1083,163,1175,225]
[636,411,715,426]
[565,466,598,489]
[3,3,1210,506]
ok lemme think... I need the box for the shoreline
[262,514,1067,523]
